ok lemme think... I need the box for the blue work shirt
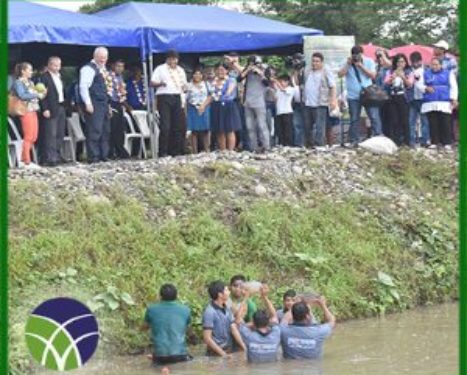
[202,302,234,350]
[239,324,281,363]
[280,322,333,360]
[343,57,376,100]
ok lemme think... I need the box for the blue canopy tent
[95,2,323,56]
[9,1,142,48]
[8,1,145,69]
[8,1,151,116]
[94,2,323,147]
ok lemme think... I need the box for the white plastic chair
[7,133,17,168]
[67,112,86,159]
[132,110,159,158]
[8,116,39,164]
[123,111,144,158]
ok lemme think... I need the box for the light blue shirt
[280,322,333,359]
[79,65,96,106]
[343,57,376,100]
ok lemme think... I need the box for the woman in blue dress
[210,63,242,151]
[186,67,211,153]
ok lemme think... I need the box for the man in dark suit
[39,56,66,166]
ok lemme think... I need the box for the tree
[256,0,458,48]
[80,0,217,14]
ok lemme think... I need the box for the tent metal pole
[142,59,155,158]
[148,52,157,158]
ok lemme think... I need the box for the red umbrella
[389,44,434,65]
[361,43,387,60]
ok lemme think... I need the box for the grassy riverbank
[8,148,458,374]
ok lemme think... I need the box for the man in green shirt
[228,275,257,323]
[144,284,192,365]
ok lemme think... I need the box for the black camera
[264,66,275,80]
[352,53,361,63]
[285,53,305,70]
[247,55,263,66]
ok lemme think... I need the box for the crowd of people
[8,39,459,168]
[143,276,335,369]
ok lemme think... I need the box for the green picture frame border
[0,1,465,374]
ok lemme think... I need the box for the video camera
[246,55,269,76]
[285,53,305,70]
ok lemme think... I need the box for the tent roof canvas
[9,1,142,48]
[95,2,322,53]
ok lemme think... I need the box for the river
[40,303,458,375]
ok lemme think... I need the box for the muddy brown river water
[39,303,458,375]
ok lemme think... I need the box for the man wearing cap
[151,49,188,157]
[433,40,458,74]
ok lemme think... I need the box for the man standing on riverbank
[202,280,246,357]
[144,284,192,365]
[280,297,335,359]
[79,47,111,163]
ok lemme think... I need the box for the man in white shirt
[408,52,430,147]
[151,49,188,157]
[39,56,66,166]
[79,46,111,163]
[303,53,337,147]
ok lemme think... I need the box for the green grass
[8,152,458,374]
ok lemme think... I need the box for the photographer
[338,45,382,146]
[238,55,271,153]
[288,53,306,147]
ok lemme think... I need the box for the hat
[433,40,449,51]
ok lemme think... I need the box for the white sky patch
[28,0,258,12]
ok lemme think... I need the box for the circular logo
[25,297,99,371]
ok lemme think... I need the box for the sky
[30,0,248,11]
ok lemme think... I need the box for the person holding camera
[303,52,338,147]
[338,45,382,146]
[239,55,270,153]
[374,49,392,137]
[408,52,430,147]
[383,54,414,146]
[289,53,306,147]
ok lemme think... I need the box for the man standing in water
[235,285,282,363]
[202,280,246,357]
[280,297,335,359]
[144,284,192,365]
[228,275,257,323]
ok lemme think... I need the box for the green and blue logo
[25,297,99,371]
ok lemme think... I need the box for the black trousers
[156,94,185,157]
[38,105,66,164]
[427,111,452,146]
[386,95,410,146]
[109,102,130,159]
[153,354,193,365]
[275,113,294,146]
[84,101,111,162]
